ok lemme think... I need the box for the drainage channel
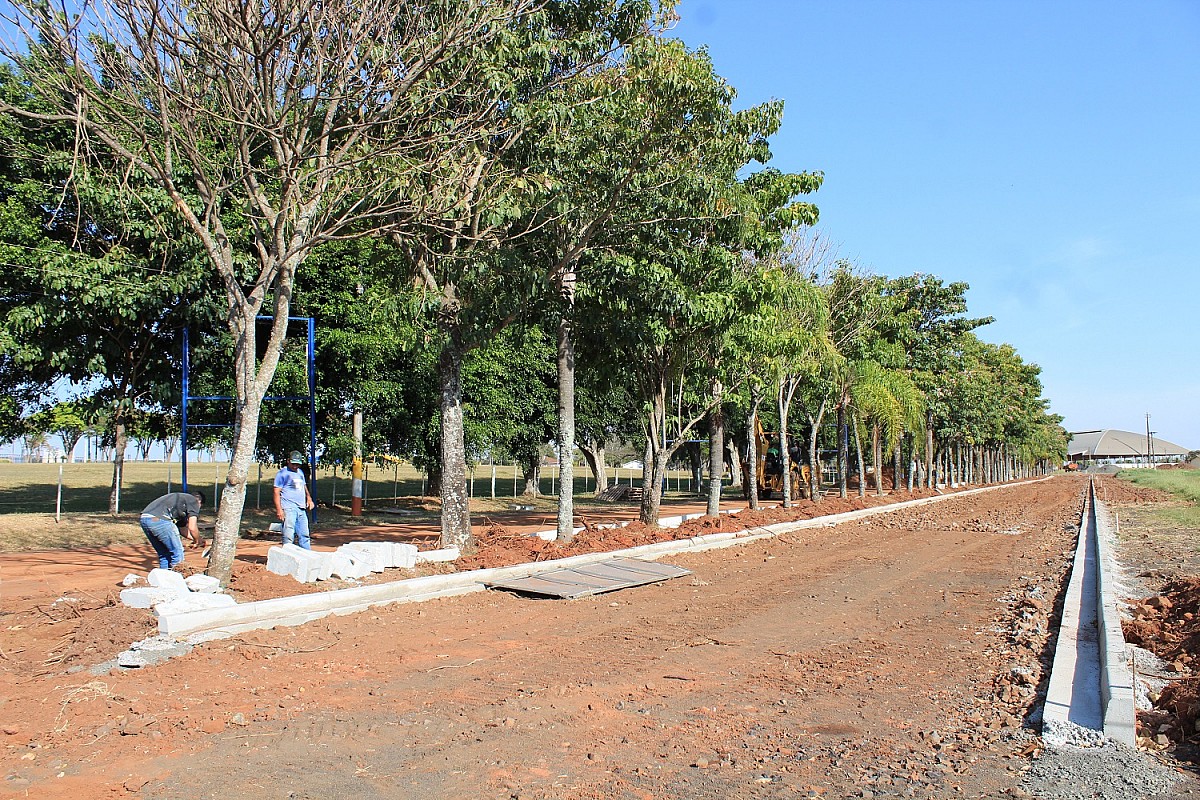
[1042,478,1136,748]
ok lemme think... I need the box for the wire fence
[0,460,707,517]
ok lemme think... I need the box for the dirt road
[2,477,1187,799]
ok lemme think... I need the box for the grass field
[0,459,705,551]
[1118,467,1200,528]
[0,459,689,516]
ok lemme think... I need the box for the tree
[2,0,577,581]
[389,1,663,550]
[1,63,215,508]
[885,275,992,488]
[28,401,91,462]
[516,35,803,537]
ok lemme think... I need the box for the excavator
[742,417,810,500]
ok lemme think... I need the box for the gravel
[1021,741,1189,800]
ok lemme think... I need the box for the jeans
[140,515,185,570]
[282,504,311,549]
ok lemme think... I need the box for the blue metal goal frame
[180,316,317,513]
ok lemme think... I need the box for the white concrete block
[415,546,460,563]
[155,593,237,616]
[148,568,190,593]
[267,544,332,583]
[308,551,334,582]
[267,545,305,579]
[341,545,385,573]
[330,551,373,580]
[184,573,222,594]
[120,587,183,609]
[345,541,393,569]
[121,573,142,587]
[393,543,418,569]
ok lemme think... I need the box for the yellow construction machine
[742,418,810,500]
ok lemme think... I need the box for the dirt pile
[0,594,156,679]
[1122,579,1200,750]
[458,490,942,571]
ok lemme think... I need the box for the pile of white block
[119,568,237,615]
[266,542,461,584]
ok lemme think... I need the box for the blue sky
[672,0,1200,449]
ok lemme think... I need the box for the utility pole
[1145,413,1152,470]
[351,409,364,516]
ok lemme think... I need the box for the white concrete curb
[1095,497,1137,746]
[161,478,1052,642]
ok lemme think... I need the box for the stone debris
[184,573,221,593]
[121,573,142,587]
[121,568,234,614]
[112,634,195,670]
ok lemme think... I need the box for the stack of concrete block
[269,541,422,583]
[266,544,334,583]
[119,567,235,615]
[340,541,418,570]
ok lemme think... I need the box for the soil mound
[1123,578,1200,749]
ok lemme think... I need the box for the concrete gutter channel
[1042,478,1137,748]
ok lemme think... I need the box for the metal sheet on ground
[486,557,691,599]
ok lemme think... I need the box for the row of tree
[0,0,1065,585]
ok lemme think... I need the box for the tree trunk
[777,379,794,508]
[806,399,827,502]
[706,378,724,517]
[579,440,608,494]
[522,458,540,497]
[852,413,866,499]
[639,426,660,525]
[107,418,127,514]
[906,434,915,492]
[206,266,303,586]
[893,437,903,492]
[63,431,83,463]
[747,393,762,510]
[438,332,472,550]
[639,376,669,526]
[872,422,884,496]
[686,441,703,494]
[555,312,577,541]
[836,403,848,499]
[726,436,742,488]
[925,411,935,489]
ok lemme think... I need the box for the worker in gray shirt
[139,490,205,570]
